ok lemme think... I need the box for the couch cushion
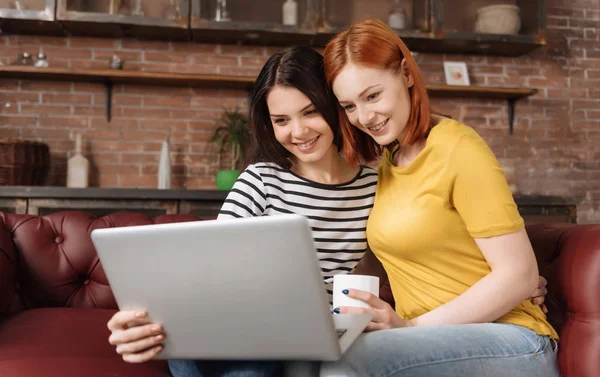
[0,307,170,377]
[0,211,201,313]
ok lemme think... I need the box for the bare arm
[412,228,539,327]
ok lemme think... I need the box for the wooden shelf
[0,66,537,133]
[426,84,537,100]
[314,28,545,57]
[0,66,536,98]
[0,66,255,90]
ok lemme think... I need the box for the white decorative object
[475,4,521,35]
[215,0,230,22]
[443,61,470,86]
[67,133,89,188]
[282,0,298,26]
[158,139,171,189]
[34,48,49,68]
[388,0,406,30]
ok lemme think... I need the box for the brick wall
[0,0,598,223]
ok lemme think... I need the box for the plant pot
[475,4,521,35]
[216,169,240,190]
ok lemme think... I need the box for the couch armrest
[556,224,600,377]
[528,223,600,377]
[0,213,18,316]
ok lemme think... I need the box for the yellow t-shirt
[368,118,558,339]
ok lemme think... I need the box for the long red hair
[324,19,433,165]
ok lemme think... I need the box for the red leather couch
[0,211,598,377]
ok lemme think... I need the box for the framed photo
[443,62,470,86]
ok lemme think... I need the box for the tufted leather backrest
[0,211,200,315]
[526,222,600,377]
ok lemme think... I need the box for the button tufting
[55,236,64,244]
[83,279,91,286]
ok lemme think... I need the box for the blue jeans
[319,323,559,377]
[168,360,282,377]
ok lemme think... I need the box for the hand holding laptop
[107,310,165,363]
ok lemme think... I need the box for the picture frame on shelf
[443,61,470,86]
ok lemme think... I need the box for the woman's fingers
[109,323,164,346]
[107,311,149,331]
[116,333,165,355]
[121,345,164,363]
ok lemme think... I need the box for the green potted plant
[209,108,251,190]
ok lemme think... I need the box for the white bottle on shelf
[67,133,89,188]
[388,0,406,30]
[157,139,171,189]
[283,0,298,26]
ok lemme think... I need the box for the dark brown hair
[244,46,342,169]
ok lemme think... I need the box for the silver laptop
[91,214,372,361]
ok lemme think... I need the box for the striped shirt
[218,162,378,303]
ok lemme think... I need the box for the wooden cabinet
[0,187,226,219]
[434,0,545,36]
[0,0,53,15]
[55,0,190,39]
[0,0,62,34]
[0,187,578,225]
[0,0,547,56]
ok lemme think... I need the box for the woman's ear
[400,58,414,88]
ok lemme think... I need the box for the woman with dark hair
[317,19,559,377]
[104,45,380,377]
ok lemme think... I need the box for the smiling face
[332,62,413,146]
[266,85,336,164]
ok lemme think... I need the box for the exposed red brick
[95,165,140,175]
[144,52,191,64]
[42,94,92,105]
[143,96,191,108]
[0,127,20,138]
[70,37,119,49]
[192,55,239,66]
[20,81,71,92]
[21,104,72,116]
[93,50,143,62]
[8,35,67,46]
[94,140,144,153]
[97,174,119,187]
[120,174,158,188]
[121,153,160,164]
[80,129,122,140]
[92,153,121,164]
[122,39,171,51]
[121,130,170,140]
[20,128,69,139]
[0,92,40,103]
[120,108,172,118]
[172,43,216,54]
[91,118,139,129]
[219,45,264,56]
[139,119,188,131]
[38,116,89,128]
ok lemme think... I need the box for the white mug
[332,274,379,310]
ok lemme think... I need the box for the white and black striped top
[218,162,378,303]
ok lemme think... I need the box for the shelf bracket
[507,98,515,135]
[104,79,113,122]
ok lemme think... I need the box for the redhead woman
[318,19,560,377]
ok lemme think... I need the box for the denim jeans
[168,359,283,377]
[318,323,560,377]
